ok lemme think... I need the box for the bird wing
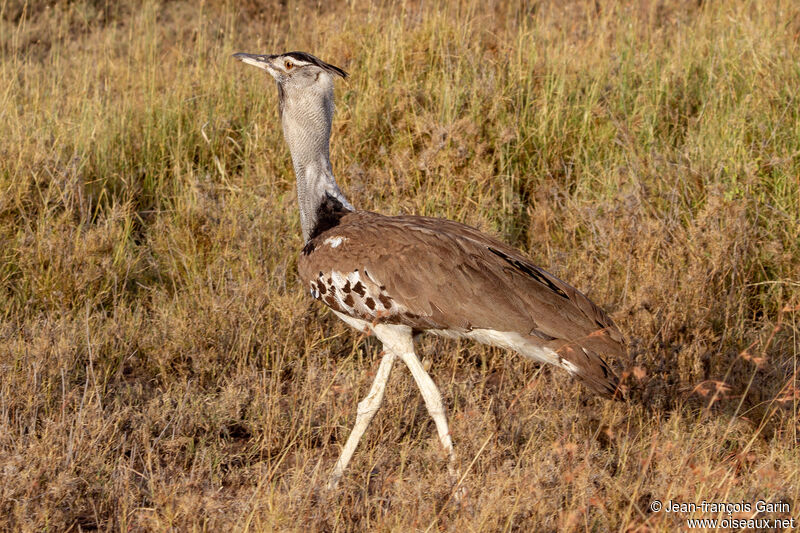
[298,211,625,362]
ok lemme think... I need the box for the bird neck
[281,92,353,242]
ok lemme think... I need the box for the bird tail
[554,343,625,400]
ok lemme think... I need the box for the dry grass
[1,0,799,530]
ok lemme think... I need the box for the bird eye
[285,60,293,70]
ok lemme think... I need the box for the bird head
[233,51,347,83]
[233,51,347,112]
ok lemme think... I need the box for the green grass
[1,0,799,530]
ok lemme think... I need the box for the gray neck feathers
[279,75,353,242]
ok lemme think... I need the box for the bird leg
[397,350,458,479]
[371,324,460,481]
[327,350,396,490]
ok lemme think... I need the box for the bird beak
[233,52,278,75]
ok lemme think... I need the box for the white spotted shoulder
[323,235,347,248]
[308,267,407,322]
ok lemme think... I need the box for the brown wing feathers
[299,210,625,397]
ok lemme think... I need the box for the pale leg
[372,324,458,474]
[330,323,460,494]
[398,350,458,476]
[328,350,396,489]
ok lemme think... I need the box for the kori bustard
[234,51,626,489]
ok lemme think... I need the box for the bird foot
[451,484,469,506]
[447,464,468,505]
[326,472,342,492]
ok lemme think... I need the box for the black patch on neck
[487,247,569,300]
[302,194,349,255]
[310,194,348,239]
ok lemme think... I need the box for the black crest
[285,51,348,79]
